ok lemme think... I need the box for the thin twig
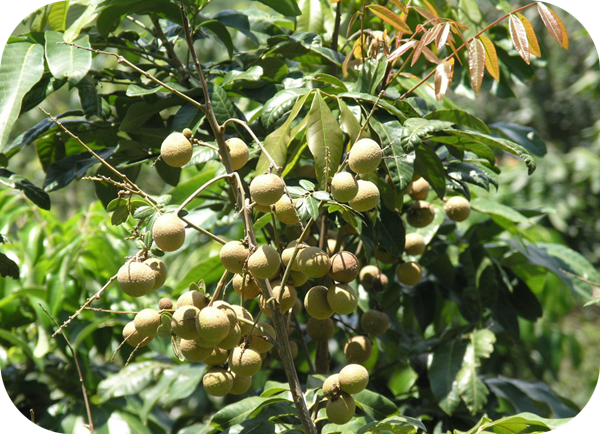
[84,307,139,314]
[208,270,231,307]
[180,216,227,245]
[560,269,600,288]
[176,173,233,214]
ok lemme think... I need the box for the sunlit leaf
[516,13,541,57]
[537,3,569,49]
[468,38,485,94]
[436,23,451,50]
[367,5,411,34]
[509,14,530,65]
[479,35,500,81]
[434,59,454,102]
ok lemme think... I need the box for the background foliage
[0,0,599,433]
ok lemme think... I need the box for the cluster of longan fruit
[113,128,473,419]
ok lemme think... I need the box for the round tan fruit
[218,323,242,350]
[158,298,173,310]
[117,262,155,297]
[289,270,310,286]
[229,346,262,377]
[396,261,422,286]
[331,172,358,203]
[306,317,335,341]
[274,196,299,225]
[408,177,430,200]
[250,173,285,206]
[171,306,200,339]
[176,290,208,310]
[284,225,302,241]
[202,367,233,396]
[219,241,249,274]
[323,374,341,396]
[348,180,380,212]
[359,265,380,287]
[161,132,192,167]
[297,247,331,278]
[339,364,369,394]
[143,258,167,290]
[153,213,186,252]
[179,338,212,362]
[361,310,390,336]
[229,373,253,395]
[374,246,397,264]
[281,241,308,272]
[122,321,153,347]
[406,201,435,228]
[231,305,254,335]
[212,301,238,330]
[344,335,372,364]
[326,392,356,425]
[196,306,231,345]
[253,203,272,213]
[444,196,471,222]
[134,308,161,338]
[348,138,383,174]
[251,322,276,353]
[405,233,426,256]
[261,283,297,317]
[327,284,358,315]
[328,251,359,283]
[226,138,249,170]
[247,245,281,279]
[204,347,229,366]
[232,274,262,299]
[304,285,334,319]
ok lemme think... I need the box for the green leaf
[77,76,102,118]
[297,0,335,34]
[475,412,570,433]
[43,147,115,192]
[366,5,411,33]
[424,109,490,134]
[428,339,468,415]
[0,253,19,279]
[306,92,344,190]
[340,92,407,121]
[165,365,206,404]
[489,122,547,156]
[261,88,310,131]
[446,162,498,191]
[353,389,398,420]
[208,83,239,125]
[210,396,291,429]
[0,329,43,371]
[400,118,454,153]
[338,100,361,144]
[64,1,99,42]
[156,158,181,187]
[253,213,273,232]
[0,168,51,210]
[48,1,69,31]
[470,198,529,223]
[98,361,168,403]
[371,118,414,193]
[415,146,446,199]
[175,254,224,294]
[45,31,91,86]
[0,42,45,151]
[199,20,234,58]
[252,0,301,16]
[376,207,405,257]
[261,381,290,397]
[357,415,426,434]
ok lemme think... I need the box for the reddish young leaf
[509,14,530,65]
[436,23,451,50]
[516,13,541,57]
[347,11,360,38]
[367,5,412,34]
[479,35,500,81]
[423,23,443,47]
[388,40,417,63]
[389,0,407,13]
[468,38,485,95]
[423,0,440,18]
[411,6,437,22]
[435,59,454,102]
[422,46,440,64]
[537,2,569,49]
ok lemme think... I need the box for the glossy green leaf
[353,389,399,420]
[262,88,310,130]
[297,0,335,34]
[0,168,51,210]
[210,396,291,429]
[98,361,169,403]
[471,198,528,223]
[429,339,468,415]
[199,20,234,58]
[424,109,489,134]
[252,0,301,16]
[400,118,454,153]
[0,253,19,279]
[376,207,405,257]
[446,162,498,191]
[48,1,69,31]
[45,31,91,86]
[43,147,115,192]
[0,42,45,151]
[371,118,414,193]
[489,122,547,156]
[306,92,344,190]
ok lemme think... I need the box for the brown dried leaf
[435,59,454,102]
[537,2,569,49]
[509,14,530,65]
[479,35,500,81]
[468,38,485,95]
[516,13,541,57]
[367,5,411,34]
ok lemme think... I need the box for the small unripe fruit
[229,346,262,377]
[274,196,299,225]
[348,138,383,174]
[220,241,249,274]
[328,251,359,283]
[344,335,372,364]
[158,298,173,310]
[306,317,335,341]
[326,392,356,425]
[406,200,435,228]
[297,247,331,278]
[183,128,193,139]
[408,177,430,200]
[161,132,192,167]
[122,321,153,347]
[248,245,281,279]
[176,290,208,310]
[203,367,233,396]
[153,214,186,252]
[117,262,155,297]
[444,196,471,222]
[396,261,422,286]
[323,374,341,396]
[250,173,285,206]
[204,347,229,366]
[251,322,276,353]
[261,283,297,317]
[226,138,249,170]
[339,364,369,394]
[231,305,253,335]
[348,180,380,212]
[171,305,200,339]
[304,285,334,319]
[331,172,358,203]
[405,232,426,256]
[327,284,358,315]
[361,310,390,336]
[144,258,167,290]
[134,308,161,338]
[229,373,253,395]
[179,338,212,362]
[232,274,261,299]
[281,241,308,272]
[196,306,231,344]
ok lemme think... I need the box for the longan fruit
[196,306,231,344]
[348,138,383,174]
[204,347,229,366]
[404,232,426,256]
[289,270,309,287]
[406,200,435,228]
[143,258,167,290]
[331,172,358,203]
[281,241,308,272]
[153,213,186,252]
[219,241,249,274]
[396,261,422,286]
[261,283,297,317]
[228,346,262,377]
[218,323,242,350]
[179,338,212,362]
[202,367,233,396]
[274,196,299,225]
[134,308,161,338]
[306,317,335,341]
[250,322,276,353]
[171,305,200,340]
[348,180,380,212]
[323,373,341,396]
[359,265,389,291]
[229,372,253,395]
[231,305,254,335]
[339,364,369,394]
[176,290,208,310]
[297,247,331,278]
[158,298,173,310]
[122,321,153,347]
[328,251,359,283]
[344,335,372,364]
[326,392,356,425]
[327,284,358,315]
[361,310,390,336]
[226,138,249,170]
[408,177,430,200]
[247,245,281,279]
[304,285,334,319]
[232,274,261,299]
[117,261,155,297]
[250,173,285,206]
[161,132,192,167]
[444,196,471,222]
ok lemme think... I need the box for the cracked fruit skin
[153,214,186,252]
[117,262,155,297]
[161,132,192,167]
[250,173,285,206]
[348,138,383,174]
